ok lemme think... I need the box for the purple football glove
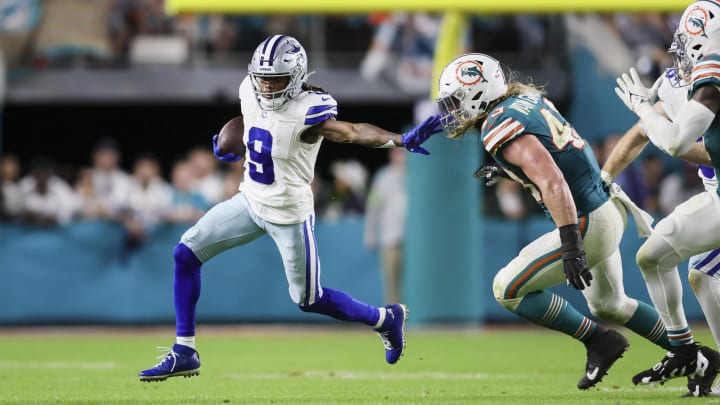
[401,114,443,155]
[212,134,243,163]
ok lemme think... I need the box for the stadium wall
[0,217,704,325]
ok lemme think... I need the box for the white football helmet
[436,53,508,134]
[670,0,720,81]
[248,35,308,110]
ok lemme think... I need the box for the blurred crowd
[0,137,383,228]
[0,139,219,243]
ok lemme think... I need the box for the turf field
[1,324,717,404]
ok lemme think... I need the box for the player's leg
[688,250,720,396]
[493,213,628,389]
[633,192,720,388]
[583,251,669,350]
[495,202,640,389]
[688,249,720,351]
[265,214,407,364]
[139,193,266,381]
[581,199,667,347]
[173,194,266,344]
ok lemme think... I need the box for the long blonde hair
[447,78,546,140]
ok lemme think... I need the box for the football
[217,115,246,156]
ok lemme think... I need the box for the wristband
[600,170,613,185]
[559,224,584,260]
[377,139,397,148]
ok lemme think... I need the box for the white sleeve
[636,99,715,156]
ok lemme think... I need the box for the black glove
[474,164,510,186]
[559,224,592,290]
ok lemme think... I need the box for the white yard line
[224,371,535,380]
[0,361,118,370]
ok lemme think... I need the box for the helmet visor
[437,90,470,135]
[668,32,693,86]
[250,74,291,99]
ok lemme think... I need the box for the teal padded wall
[404,134,484,323]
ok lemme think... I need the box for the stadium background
[0,0,704,326]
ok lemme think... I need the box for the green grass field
[1,324,718,404]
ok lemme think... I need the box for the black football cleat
[685,346,720,397]
[577,329,630,390]
[633,343,707,386]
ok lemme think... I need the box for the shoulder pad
[299,91,338,126]
[690,54,720,97]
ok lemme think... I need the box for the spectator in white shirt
[19,157,79,226]
[187,146,225,205]
[121,153,173,251]
[90,137,131,218]
[364,148,407,304]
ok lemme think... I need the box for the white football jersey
[657,70,688,121]
[656,71,717,192]
[237,76,338,224]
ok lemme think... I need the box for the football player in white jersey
[614,0,720,394]
[138,35,443,381]
[606,67,720,396]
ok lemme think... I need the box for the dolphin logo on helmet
[685,6,710,37]
[456,61,488,85]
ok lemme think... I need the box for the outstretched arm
[314,119,403,147]
[307,115,443,155]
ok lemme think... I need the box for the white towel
[608,182,655,238]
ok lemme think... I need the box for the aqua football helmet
[436,53,508,135]
[248,35,308,110]
[669,1,720,81]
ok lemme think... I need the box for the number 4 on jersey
[540,108,585,150]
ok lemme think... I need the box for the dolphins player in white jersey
[606,66,720,396]
[615,0,720,394]
[138,34,443,381]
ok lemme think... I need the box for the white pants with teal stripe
[493,199,637,322]
[180,192,321,306]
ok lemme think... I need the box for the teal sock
[515,291,596,341]
[623,300,671,350]
[667,326,694,347]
